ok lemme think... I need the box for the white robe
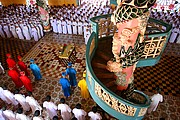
[58,103,72,120]
[57,20,63,33]
[169,28,179,43]
[33,116,44,120]
[52,19,58,33]
[78,22,83,35]
[16,113,30,120]
[62,21,67,34]
[0,109,6,120]
[22,25,31,40]
[26,96,42,115]
[16,27,25,40]
[88,111,102,120]
[0,62,5,74]
[3,110,16,120]
[27,24,32,37]
[36,25,41,39]
[0,24,6,38]
[67,20,72,34]
[3,90,18,106]
[10,25,18,38]
[14,94,30,112]
[147,93,163,113]
[72,21,78,35]
[72,108,87,120]
[31,27,39,41]
[43,101,57,119]
[3,25,12,38]
[84,30,91,45]
[38,24,44,37]
[0,87,9,104]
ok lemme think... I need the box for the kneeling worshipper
[16,108,31,120]
[19,71,33,92]
[30,59,42,81]
[2,107,16,120]
[33,110,43,120]
[59,72,71,98]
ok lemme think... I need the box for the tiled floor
[0,33,180,120]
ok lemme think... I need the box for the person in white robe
[58,98,72,120]
[77,20,83,35]
[16,108,30,120]
[43,95,57,119]
[2,86,19,106]
[51,18,58,33]
[37,23,44,37]
[57,19,63,34]
[0,109,6,120]
[31,26,39,41]
[3,24,12,38]
[62,20,67,34]
[16,25,25,40]
[84,29,91,45]
[67,19,72,34]
[14,89,30,112]
[147,88,163,113]
[33,110,43,120]
[72,20,78,35]
[72,103,87,120]
[3,108,16,120]
[36,24,42,39]
[0,62,5,74]
[169,26,179,43]
[0,24,6,38]
[22,24,31,40]
[27,23,33,38]
[0,87,10,104]
[26,91,42,115]
[88,106,102,120]
[10,24,18,38]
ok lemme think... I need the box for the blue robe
[66,68,77,87]
[30,63,42,80]
[59,78,71,97]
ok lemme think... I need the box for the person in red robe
[19,71,32,92]
[8,67,23,88]
[6,53,19,73]
[17,55,30,76]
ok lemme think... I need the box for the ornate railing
[90,14,172,67]
[86,32,151,119]
[86,14,172,119]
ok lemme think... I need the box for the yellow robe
[78,79,90,99]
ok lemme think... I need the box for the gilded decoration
[95,83,137,116]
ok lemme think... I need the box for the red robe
[8,69,23,88]
[18,61,30,76]
[6,58,19,73]
[19,75,32,92]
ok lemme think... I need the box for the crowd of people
[0,88,102,120]
[150,10,180,43]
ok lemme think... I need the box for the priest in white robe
[58,98,72,120]
[14,89,30,112]
[22,24,31,40]
[26,91,42,115]
[16,25,25,40]
[43,95,57,119]
[3,24,12,38]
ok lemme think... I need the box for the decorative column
[36,0,51,32]
[106,0,156,97]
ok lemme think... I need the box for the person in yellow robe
[78,71,90,99]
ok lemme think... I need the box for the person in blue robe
[29,59,42,80]
[59,72,71,98]
[65,62,77,87]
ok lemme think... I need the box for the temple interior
[0,0,180,120]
